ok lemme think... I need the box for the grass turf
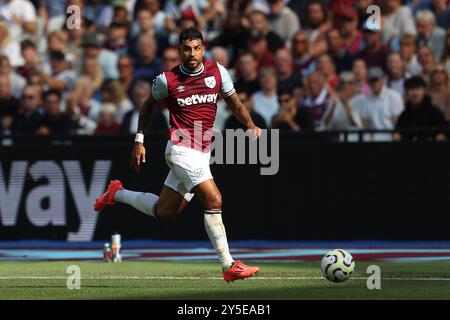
[0,261,449,299]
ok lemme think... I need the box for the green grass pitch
[0,261,449,299]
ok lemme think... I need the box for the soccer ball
[321,249,355,282]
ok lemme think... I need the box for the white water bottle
[111,233,122,263]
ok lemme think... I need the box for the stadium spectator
[17,40,40,79]
[33,50,76,96]
[0,55,26,99]
[137,0,166,36]
[415,10,446,60]
[428,64,450,120]
[331,1,356,28]
[0,0,447,143]
[434,0,450,29]
[118,54,135,98]
[360,67,404,131]
[46,31,75,68]
[437,6,450,30]
[387,52,408,96]
[11,84,43,134]
[80,56,104,97]
[0,74,19,133]
[79,32,120,80]
[326,29,355,73]
[224,88,266,130]
[104,22,129,56]
[84,0,114,32]
[120,80,169,134]
[339,5,364,55]
[316,53,339,91]
[246,9,284,53]
[38,0,68,33]
[121,80,145,134]
[291,31,316,76]
[0,20,24,68]
[133,34,163,83]
[0,0,37,41]
[352,58,371,96]
[274,48,302,92]
[65,91,97,135]
[441,27,450,72]
[100,79,133,124]
[272,87,314,132]
[210,46,234,80]
[323,71,363,130]
[382,0,417,48]
[129,7,169,57]
[304,0,332,57]
[298,71,332,129]
[162,46,182,71]
[66,76,102,122]
[163,0,213,36]
[247,32,275,71]
[208,9,248,66]
[395,75,448,141]
[399,34,422,75]
[27,72,45,107]
[207,46,234,130]
[418,45,436,81]
[252,67,280,127]
[267,0,301,43]
[111,0,130,25]
[131,7,155,39]
[358,27,390,72]
[94,103,120,135]
[37,89,75,135]
[234,52,261,95]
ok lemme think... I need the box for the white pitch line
[0,276,450,281]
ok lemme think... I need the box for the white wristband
[135,133,144,143]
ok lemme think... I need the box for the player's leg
[194,179,259,281]
[153,185,189,221]
[95,182,189,221]
[95,167,192,218]
[192,179,233,269]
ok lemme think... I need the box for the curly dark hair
[179,28,203,43]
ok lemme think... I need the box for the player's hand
[131,142,146,172]
[248,127,262,141]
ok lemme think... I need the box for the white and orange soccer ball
[321,249,355,282]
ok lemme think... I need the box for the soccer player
[94,28,262,282]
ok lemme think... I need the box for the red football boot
[223,260,260,282]
[94,180,124,212]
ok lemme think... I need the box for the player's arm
[224,93,262,139]
[131,95,155,172]
[131,74,168,172]
[217,62,261,139]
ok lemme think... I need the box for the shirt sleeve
[216,62,236,97]
[390,92,404,117]
[22,1,37,22]
[151,73,168,102]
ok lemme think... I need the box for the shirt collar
[179,63,204,76]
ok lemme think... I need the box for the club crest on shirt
[193,168,204,178]
[204,76,216,88]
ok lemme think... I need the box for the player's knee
[155,204,177,222]
[205,193,222,209]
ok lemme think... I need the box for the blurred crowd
[0,0,449,141]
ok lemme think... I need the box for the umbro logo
[177,85,185,92]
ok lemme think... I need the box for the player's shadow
[108,284,356,300]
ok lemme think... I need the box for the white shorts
[163,141,213,201]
